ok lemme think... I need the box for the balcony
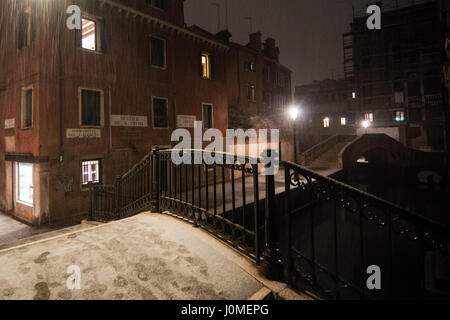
[424,94,443,106]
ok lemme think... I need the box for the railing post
[114,176,122,220]
[152,147,161,213]
[260,149,284,281]
[89,186,94,221]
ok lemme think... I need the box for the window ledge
[79,125,104,129]
[79,48,104,55]
[16,200,33,208]
[151,64,167,70]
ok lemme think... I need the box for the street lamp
[362,120,370,135]
[289,106,300,163]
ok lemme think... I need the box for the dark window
[409,108,422,122]
[18,8,33,49]
[153,98,168,128]
[203,104,213,129]
[150,37,165,68]
[22,88,33,128]
[81,89,101,126]
[423,78,441,95]
[247,62,256,71]
[407,80,420,97]
[147,0,168,11]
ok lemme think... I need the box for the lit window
[341,117,347,126]
[82,18,97,51]
[153,97,169,128]
[17,163,33,206]
[203,104,213,129]
[247,62,256,71]
[82,160,101,186]
[352,92,357,99]
[323,117,330,128]
[248,85,256,101]
[201,54,211,79]
[365,113,374,122]
[21,87,33,128]
[395,111,405,122]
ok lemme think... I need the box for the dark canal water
[339,164,450,227]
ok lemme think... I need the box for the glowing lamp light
[289,106,300,121]
[362,121,370,129]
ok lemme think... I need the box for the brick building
[0,0,230,225]
[225,32,292,131]
[343,0,448,150]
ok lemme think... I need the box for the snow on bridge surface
[0,213,265,300]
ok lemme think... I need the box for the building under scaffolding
[343,0,448,151]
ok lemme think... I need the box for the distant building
[295,79,356,151]
[344,0,447,151]
[225,32,293,130]
[440,0,450,157]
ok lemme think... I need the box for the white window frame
[150,36,167,69]
[201,53,211,79]
[80,14,103,53]
[21,85,34,129]
[202,103,214,129]
[152,96,169,130]
[78,87,105,128]
[81,159,101,187]
[16,162,33,207]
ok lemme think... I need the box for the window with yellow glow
[341,117,347,126]
[323,117,330,128]
[201,54,210,78]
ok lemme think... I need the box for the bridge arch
[339,134,407,174]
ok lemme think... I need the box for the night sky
[184,0,354,87]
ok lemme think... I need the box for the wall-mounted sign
[5,119,15,129]
[177,115,196,128]
[111,115,148,127]
[67,129,101,139]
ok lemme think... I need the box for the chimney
[264,38,280,62]
[216,30,232,44]
[248,32,262,52]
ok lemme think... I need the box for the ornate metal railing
[157,150,264,264]
[89,185,117,222]
[282,161,450,299]
[90,148,450,299]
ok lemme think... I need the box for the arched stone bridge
[302,134,447,177]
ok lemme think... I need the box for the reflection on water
[340,164,450,227]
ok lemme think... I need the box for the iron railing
[282,161,450,299]
[90,148,450,299]
[158,150,264,264]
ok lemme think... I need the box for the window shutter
[18,12,26,49]
[199,53,204,76]
[210,55,215,79]
[100,20,107,53]
[75,22,81,48]
[30,14,35,44]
